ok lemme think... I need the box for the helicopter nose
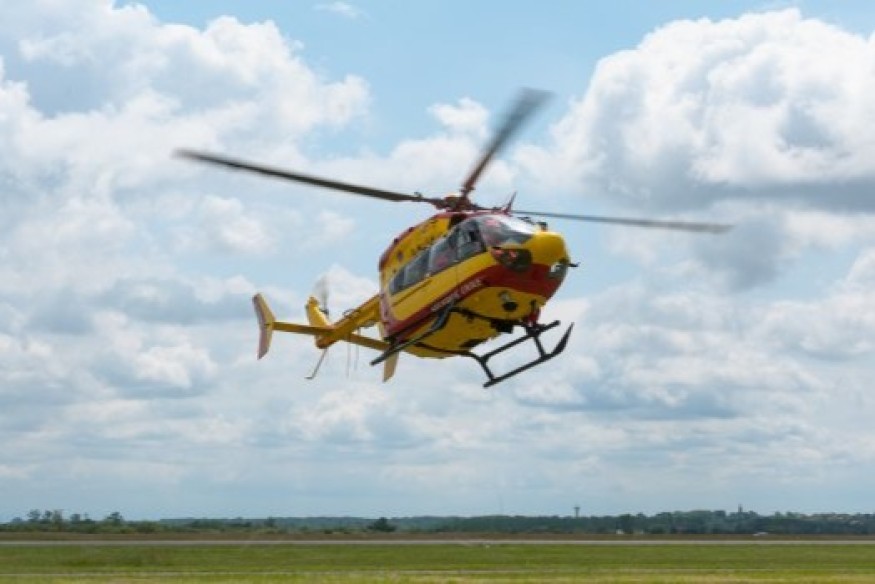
[529,231,568,266]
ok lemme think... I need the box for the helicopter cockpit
[387,214,539,296]
[467,214,537,247]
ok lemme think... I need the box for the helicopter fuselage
[376,210,573,358]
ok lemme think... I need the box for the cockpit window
[387,214,537,297]
[428,235,455,275]
[475,215,536,247]
[456,221,484,261]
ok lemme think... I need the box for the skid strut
[370,300,455,367]
[465,321,574,388]
[370,300,574,388]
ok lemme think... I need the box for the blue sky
[1,1,875,521]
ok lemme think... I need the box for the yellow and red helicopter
[178,90,729,387]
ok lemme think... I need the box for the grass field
[2,539,875,582]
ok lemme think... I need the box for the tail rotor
[312,274,330,319]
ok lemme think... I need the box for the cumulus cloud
[528,9,875,213]
[185,195,276,254]
[0,3,369,278]
[101,276,254,324]
[511,9,875,292]
[315,2,363,20]
[755,247,875,360]
[0,1,374,482]
[502,250,875,503]
[304,210,356,250]
[428,97,489,140]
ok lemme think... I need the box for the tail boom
[252,292,390,358]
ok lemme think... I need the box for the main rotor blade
[459,88,551,197]
[513,209,732,234]
[176,149,444,206]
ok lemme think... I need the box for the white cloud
[754,247,875,359]
[490,253,875,509]
[781,209,875,251]
[133,342,216,389]
[315,2,363,20]
[512,9,875,293]
[186,195,276,254]
[0,1,379,506]
[305,210,356,250]
[529,9,875,213]
[428,97,489,140]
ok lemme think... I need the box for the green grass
[2,541,875,582]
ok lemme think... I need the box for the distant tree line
[0,510,161,534]
[0,511,402,535]
[431,510,875,535]
[4,509,875,536]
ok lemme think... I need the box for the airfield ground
[2,536,875,582]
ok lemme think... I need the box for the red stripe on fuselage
[380,263,562,340]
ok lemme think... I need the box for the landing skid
[370,301,454,367]
[464,320,574,388]
[372,301,574,387]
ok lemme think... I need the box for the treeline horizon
[4,508,875,536]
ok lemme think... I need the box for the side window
[456,224,484,261]
[388,228,466,296]
[428,236,455,275]
[388,267,406,295]
[403,250,429,289]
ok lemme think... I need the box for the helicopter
[177,89,730,387]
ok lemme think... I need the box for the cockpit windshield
[386,214,539,296]
[472,215,537,247]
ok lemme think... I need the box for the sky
[1,0,875,521]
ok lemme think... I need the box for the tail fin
[382,352,400,382]
[252,293,275,359]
